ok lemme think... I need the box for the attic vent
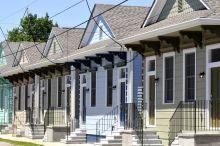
[178,0,183,12]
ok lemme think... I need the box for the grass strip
[0,138,43,146]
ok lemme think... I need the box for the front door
[80,74,87,125]
[146,58,156,127]
[210,67,220,127]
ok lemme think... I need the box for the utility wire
[0,0,39,23]
[85,0,125,50]
[0,0,129,60]
[50,0,84,19]
[85,0,139,65]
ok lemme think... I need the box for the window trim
[163,52,175,104]
[183,48,196,102]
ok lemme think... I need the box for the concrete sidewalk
[0,134,93,146]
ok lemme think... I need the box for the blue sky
[0,0,153,41]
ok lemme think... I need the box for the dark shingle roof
[80,4,150,47]
[44,27,85,59]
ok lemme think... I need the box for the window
[211,48,220,62]
[25,85,28,110]
[99,26,103,40]
[148,60,155,71]
[58,77,62,107]
[164,56,174,103]
[82,75,86,84]
[120,68,126,79]
[178,0,183,12]
[48,79,51,108]
[185,52,195,102]
[91,72,96,107]
[0,88,3,109]
[107,69,113,107]
[18,86,21,110]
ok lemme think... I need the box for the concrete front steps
[94,131,122,146]
[1,124,14,134]
[60,128,87,144]
[25,124,45,139]
[132,131,164,146]
[171,136,179,146]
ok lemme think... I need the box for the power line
[0,0,129,59]
[50,0,84,19]
[0,0,39,23]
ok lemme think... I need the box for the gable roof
[142,0,217,27]
[79,4,150,48]
[43,27,85,59]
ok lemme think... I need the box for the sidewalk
[0,134,94,146]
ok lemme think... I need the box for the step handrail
[96,105,119,142]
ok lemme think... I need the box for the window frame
[163,52,175,104]
[183,48,196,102]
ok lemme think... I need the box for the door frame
[117,67,127,127]
[206,43,220,128]
[80,73,87,126]
[145,56,156,127]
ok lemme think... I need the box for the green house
[0,45,13,125]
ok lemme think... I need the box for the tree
[8,13,58,42]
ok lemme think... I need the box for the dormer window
[178,0,183,13]
[20,51,28,65]
[99,26,103,40]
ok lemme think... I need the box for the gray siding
[158,0,206,21]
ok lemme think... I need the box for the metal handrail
[96,105,119,142]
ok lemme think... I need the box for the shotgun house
[0,42,46,136]
[121,0,220,146]
[0,43,13,130]
[58,4,159,145]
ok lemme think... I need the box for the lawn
[0,138,43,146]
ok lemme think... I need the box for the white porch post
[71,66,76,131]
[127,49,134,103]
[34,74,40,124]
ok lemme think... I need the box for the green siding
[0,78,13,124]
[158,0,206,21]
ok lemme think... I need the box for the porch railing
[95,103,143,145]
[43,107,66,133]
[169,100,220,145]
[96,105,119,142]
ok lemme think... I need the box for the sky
[0,0,153,41]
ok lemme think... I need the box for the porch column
[70,66,76,132]
[126,49,134,128]
[127,49,134,103]
[34,74,40,124]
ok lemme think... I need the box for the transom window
[211,48,220,63]
[148,60,155,71]
[120,68,126,79]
